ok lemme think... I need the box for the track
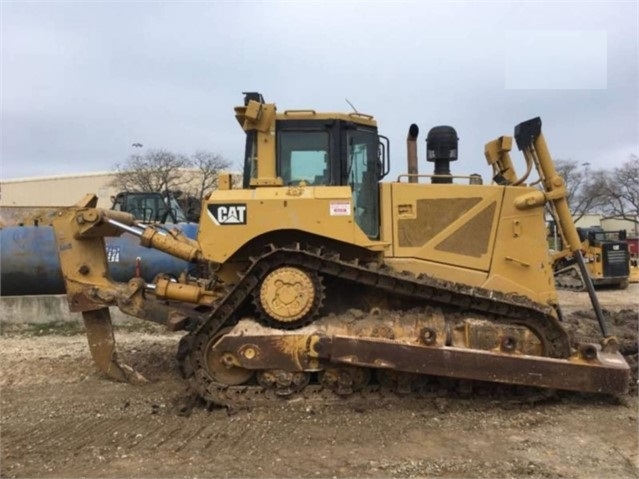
[554,263,587,291]
[177,244,572,410]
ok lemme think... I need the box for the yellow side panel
[389,183,503,272]
[385,182,557,305]
[197,186,386,263]
[486,187,557,305]
[379,183,394,249]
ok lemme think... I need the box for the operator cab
[110,191,188,224]
[239,92,389,239]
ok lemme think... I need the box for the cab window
[278,131,329,185]
[346,129,380,239]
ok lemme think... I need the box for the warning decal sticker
[329,201,351,216]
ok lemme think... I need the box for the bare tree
[600,155,639,224]
[554,159,607,222]
[184,151,232,201]
[177,151,233,221]
[111,149,234,222]
[111,149,190,193]
[111,149,233,196]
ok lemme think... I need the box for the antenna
[345,98,358,113]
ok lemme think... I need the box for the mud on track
[1,287,637,479]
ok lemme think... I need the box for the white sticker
[329,201,351,216]
[106,245,120,263]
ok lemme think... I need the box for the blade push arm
[514,118,613,340]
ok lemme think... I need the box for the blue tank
[0,223,199,296]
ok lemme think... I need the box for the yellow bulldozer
[551,226,631,291]
[41,93,629,409]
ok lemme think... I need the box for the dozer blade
[319,336,629,394]
[83,308,147,384]
[214,322,630,395]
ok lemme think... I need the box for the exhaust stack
[407,124,419,183]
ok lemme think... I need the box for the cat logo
[207,204,247,225]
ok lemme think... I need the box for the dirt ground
[1,286,637,479]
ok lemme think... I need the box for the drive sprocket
[253,266,325,329]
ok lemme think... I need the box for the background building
[0,169,242,210]
[574,214,639,237]
[1,172,120,209]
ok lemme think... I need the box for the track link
[177,244,572,409]
[554,263,587,291]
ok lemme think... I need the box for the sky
[1,1,637,182]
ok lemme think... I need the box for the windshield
[346,128,379,239]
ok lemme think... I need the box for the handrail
[349,112,374,120]
[283,109,317,115]
[396,173,482,184]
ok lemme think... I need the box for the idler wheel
[205,328,254,386]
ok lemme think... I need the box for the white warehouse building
[0,172,121,209]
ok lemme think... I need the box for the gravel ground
[1,286,637,479]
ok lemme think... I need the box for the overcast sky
[1,1,637,182]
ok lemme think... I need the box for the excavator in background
[110,191,187,224]
[551,226,631,291]
[17,93,629,409]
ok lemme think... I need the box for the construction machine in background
[630,260,639,284]
[628,236,639,283]
[0,192,197,296]
[0,190,190,228]
[110,191,189,224]
[111,189,204,224]
[551,226,631,291]
[17,93,629,408]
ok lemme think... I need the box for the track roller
[257,370,311,396]
[319,367,371,396]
